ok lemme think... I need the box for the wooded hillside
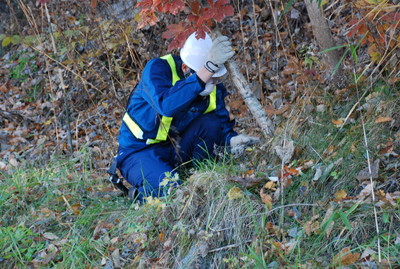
[0,0,399,268]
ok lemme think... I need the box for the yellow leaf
[335,189,347,200]
[227,187,244,200]
[44,120,52,125]
[144,196,165,211]
[332,119,344,127]
[367,44,381,63]
[264,181,276,190]
[2,36,12,47]
[375,117,392,123]
[332,247,361,266]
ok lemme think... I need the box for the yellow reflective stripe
[204,86,217,114]
[160,54,180,85]
[123,112,143,139]
[144,116,173,144]
[146,139,159,144]
[154,116,173,142]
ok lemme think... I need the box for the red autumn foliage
[136,0,235,51]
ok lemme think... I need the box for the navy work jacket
[117,55,236,163]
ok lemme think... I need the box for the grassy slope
[1,83,399,268]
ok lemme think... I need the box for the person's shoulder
[144,57,170,71]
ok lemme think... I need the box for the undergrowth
[0,83,399,268]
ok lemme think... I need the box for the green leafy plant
[0,225,45,262]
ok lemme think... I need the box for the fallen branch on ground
[227,61,275,138]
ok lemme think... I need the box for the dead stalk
[252,0,264,101]
[234,0,250,82]
[44,3,73,152]
[208,239,253,253]
[353,69,381,262]
[240,203,319,220]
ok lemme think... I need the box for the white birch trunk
[227,61,275,138]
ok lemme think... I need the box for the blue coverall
[117,54,237,199]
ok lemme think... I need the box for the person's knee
[136,171,181,200]
[197,114,222,139]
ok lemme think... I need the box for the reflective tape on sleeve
[204,86,217,114]
[123,112,144,139]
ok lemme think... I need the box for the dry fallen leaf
[260,188,272,209]
[32,244,58,266]
[71,203,82,215]
[101,257,107,265]
[43,232,59,241]
[227,187,244,200]
[111,248,122,269]
[264,181,277,190]
[375,117,392,123]
[304,220,320,236]
[228,176,264,188]
[356,159,380,180]
[360,247,376,260]
[312,167,322,181]
[0,161,7,170]
[9,157,19,167]
[275,140,295,164]
[357,183,373,200]
[331,247,360,266]
[335,189,347,200]
[332,119,344,127]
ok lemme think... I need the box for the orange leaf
[284,166,299,176]
[332,247,360,266]
[159,232,165,242]
[375,117,392,123]
[245,169,254,176]
[327,145,335,155]
[260,188,272,209]
[332,119,344,127]
[273,241,284,251]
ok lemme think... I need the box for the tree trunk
[304,0,344,86]
[227,61,275,138]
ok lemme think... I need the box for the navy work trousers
[118,113,223,200]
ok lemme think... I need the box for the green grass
[0,156,130,268]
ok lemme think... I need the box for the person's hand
[199,81,215,96]
[230,134,261,148]
[204,36,235,73]
[229,134,261,157]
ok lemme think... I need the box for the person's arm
[196,66,213,84]
[140,58,205,117]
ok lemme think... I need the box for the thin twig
[353,69,381,262]
[234,0,250,82]
[252,0,264,102]
[208,239,253,253]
